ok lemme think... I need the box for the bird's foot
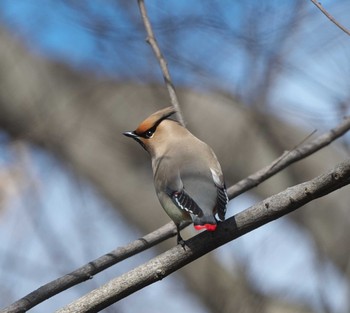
[177,235,186,250]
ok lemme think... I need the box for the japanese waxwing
[123,106,228,246]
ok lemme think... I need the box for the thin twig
[2,116,350,313]
[269,129,317,171]
[137,0,185,126]
[310,0,350,36]
[56,159,350,312]
[227,116,350,198]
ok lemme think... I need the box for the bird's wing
[210,168,228,221]
[153,155,204,217]
[166,187,204,217]
[216,183,228,221]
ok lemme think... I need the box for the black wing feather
[166,188,203,217]
[216,184,228,221]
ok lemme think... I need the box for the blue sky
[1,0,349,112]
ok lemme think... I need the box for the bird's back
[152,122,221,217]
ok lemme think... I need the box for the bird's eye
[141,124,157,139]
[145,129,154,139]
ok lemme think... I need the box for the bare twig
[269,129,317,171]
[137,0,185,126]
[227,116,350,198]
[3,116,350,313]
[56,160,350,312]
[310,0,350,36]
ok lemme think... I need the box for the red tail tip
[194,224,217,231]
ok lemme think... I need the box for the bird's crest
[135,106,177,136]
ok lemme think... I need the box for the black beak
[123,130,148,151]
[123,131,138,139]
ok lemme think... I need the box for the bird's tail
[193,215,217,231]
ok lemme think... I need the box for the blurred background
[0,1,350,312]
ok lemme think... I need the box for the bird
[123,106,228,246]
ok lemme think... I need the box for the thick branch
[56,160,350,312]
[2,116,350,313]
[310,0,350,36]
[137,0,185,126]
[0,223,177,313]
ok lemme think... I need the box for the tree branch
[2,116,350,313]
[137,0,185,126]
[56,159,350,312]
[310,0,350,36]
[227,116,350,198]
[0,223,177,313]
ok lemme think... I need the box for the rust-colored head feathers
[134,106,177,136]
[123,106,178,151]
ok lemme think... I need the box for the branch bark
[0,223,177,313]
[137,0,185,126]
[55,159,350,312]
[227,116,350,198]
[310,0,350,36]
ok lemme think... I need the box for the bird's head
[123,106,178,154]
